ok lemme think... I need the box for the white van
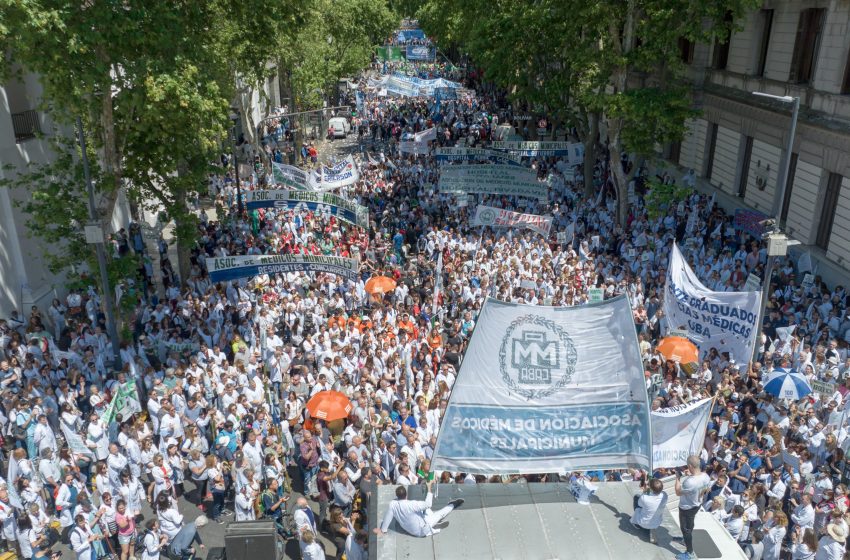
[328,117,351,139]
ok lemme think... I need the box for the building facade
[0,69,132,319]
[677,0,850,270]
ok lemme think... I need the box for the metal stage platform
[370,482,745,560]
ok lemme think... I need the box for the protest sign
[664,243,762,362]
[207,254,359,283]
[244,190,369,228]
[439,164,547,199]
[103,380,142,425]
[491,141,584,159]
[431,296,651,474]
[470,205,553,237]
[744,273,761,292]
[406,45,436,60]
[587,288,605,303]
[812,379,836,398]
[414,127,436,142]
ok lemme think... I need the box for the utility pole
[77,117,123,371]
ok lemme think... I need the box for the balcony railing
[11,109,41,142]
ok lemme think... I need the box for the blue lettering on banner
[439,402,649,460]
[208,261,358,283]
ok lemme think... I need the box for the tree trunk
[609,143,630,228]
[583,113,599,199]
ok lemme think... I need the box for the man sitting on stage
[631,477,668,544]
[374,480,464,538]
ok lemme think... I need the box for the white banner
[439,164,547,199]
[414,127,436,142]
[471,205,553,237]
[61,423,94,457]
[307,156,360,190]
[244,190,369,228]
[435,147,524,166]
[431,296,651,475]
[663,243,762,363]
[651,398,713,468]
[399,140,430,155]
[271,162,310,190]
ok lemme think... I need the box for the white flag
[798,251,813,274]
[432,251,443,317]
[651,398,713,468]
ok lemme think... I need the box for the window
[842,52,850,94]
[755,9,773,77]
[704,123,719,180]
[789,8,825,84]
[712,11,735,70]
[737,136,753,198]
[678,37,695,65]
[815,172,842,250]
[780,153,798,223]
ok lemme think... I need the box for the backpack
[257,489,274,517]
[135,529,152,551]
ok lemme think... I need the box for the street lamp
[76,117,122,371]
[750,92,801,361]
[229,108,244,214]
[751,92,800,225]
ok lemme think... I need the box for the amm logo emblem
[499,315,577,399]
[478,208,497,225]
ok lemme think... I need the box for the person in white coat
[69,513,102,560]
[234,484,256,521]
[301,530,325,560]
[140,519,168,560]
[630,478,668,543]
[85,415,109,462]
[33,415,57,456]
[374,480,463,538]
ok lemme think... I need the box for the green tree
[417,0,757,219]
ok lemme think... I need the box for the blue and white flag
[244,190,369,228]
[651,397,713,468]
[206,254,359,283]
[663,242,762,363]
[431,296,651,475]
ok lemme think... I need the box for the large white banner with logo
[435,147,524,166]
[664,243,761,363]
[471,205,553,237]
[438,164,547,199]
[399,140,430,155]
[651,398,713,468]
[431,296,651,474]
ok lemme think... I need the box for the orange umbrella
[365,275,397,296]
[657,336,699,364]
[306,390,353,421]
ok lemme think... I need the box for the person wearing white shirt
[140,519,168,560]
[235,484,256,521]
[375,480,463,538]
[724,506,745,542]
[33,415,57,455]
[630,478,667,543]
[69,514,101,560]
[300,530,325,560]
[792,494,816,531]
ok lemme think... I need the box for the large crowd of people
[1,41,850,560]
